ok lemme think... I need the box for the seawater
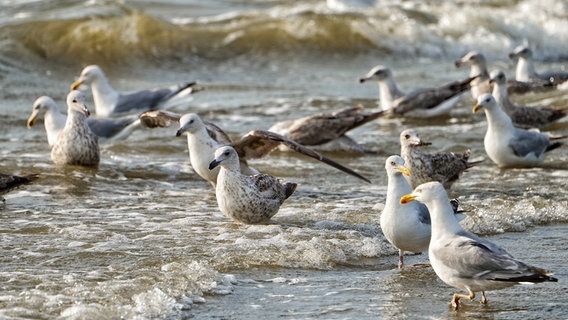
[0,0,567,319]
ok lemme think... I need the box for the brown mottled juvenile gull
[400,182,558,310]
[27,96,141,146]
[383,156,464,269]
[489,69,567,130]
[0,173,38,203]
[208,146,297,224]
[400,129,480,190]
[268,105,385,153]
[509,45,568,86]
[473,94,565,168]
[50,90,100,167]
[71,65,200,117]
[359,65,474,117]
[139,111,370,186]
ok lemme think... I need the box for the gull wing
[508,129,550,158]
[114,82,198,114]
[139,110,182,128]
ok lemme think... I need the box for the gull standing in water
[359,65,475,117]
[489,69,567,130]
[50,91,100,167]
[209,146,297,224]
[509,45,568,86]
[399,129,480,190]
[27,96,141,145]
[71,65,200,117]
[268,105,385,153]
[400,182,558,309]
[139,111,370,187]
[473,94,565,168]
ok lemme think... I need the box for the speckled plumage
[50,91,100,167]
[360,65,473,117]
[400,129,479,190]
[490,69,566,130]
[209,146,296,224]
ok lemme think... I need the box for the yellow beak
[26,111,39,128]
[472,104,482,113]
[71,80,83,90]
[396,166,411,177]
[400,194,417,204]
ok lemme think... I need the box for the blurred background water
[0,0,567,319]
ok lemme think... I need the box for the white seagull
[400,182,558,309]
[473,93,565,168]
[50,91,100,167]
[71,65,200,117]
[359,65,474,117]
[27,96,141,146]
[139,111,370,186]
[208,146,297,224]
[509,45,568,86]
[489,69,567,130]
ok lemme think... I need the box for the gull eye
[224,151,230,156]
[404,134,410,139]
[73,99,77,103]
[189,119,194,124]
[390,161,396,166]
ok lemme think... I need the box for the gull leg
[451,289,475,310]
[398,250,404,269]
[480,291,488,304]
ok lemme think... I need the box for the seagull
[0,173,38,204]
[208,146,297,224]
[509,45,568,85]
[399,129,480,190]
[489,69,567,130]
[359,65,474,117]
[71,65,200,117]
[268,105,385,153]
[27,96,141,146]
[473,93,565,168]
[455,51,492,100]
[50,91,100,167]
[400,181,558,310]
[139,111,371,186]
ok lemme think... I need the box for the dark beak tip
[359,78,366,83]
[208,160,218,170]
[175,130,183,137]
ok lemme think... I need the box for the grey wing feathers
[87,115,139,138]
[509,129,549,157]
[139,110,182,128]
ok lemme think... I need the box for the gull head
[176,113,205,136]
[66,90,90,117]
[400,129,431,148]
[209,146,239,170]
[385,155,410,177]
[455,50,485,68]
[509,45,532,60]
[71,65,104,90]
[472,93,496,113]
[489,69,507,86]
[27,96,58,128]
[359,65,391,83]
[400,181,446,204]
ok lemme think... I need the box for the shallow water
[1,0,567,319]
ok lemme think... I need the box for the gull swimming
[400,182,558,309]
[139,111,370,186]
[509,45,568,86]
[400,129,480,190]
[359,65,474,117]
[268,105,385,153]
[27,96,141,146]
[208,146,297,224]
[71,65,200,117]
[0,173,38,204]
[50,90,100,167]
[489,69,567,130]
[473,94,565,168]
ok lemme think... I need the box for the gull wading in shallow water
[71,65,200,117]
[50,91,100,167]
[399,129,481,190]
[473,94,566,168]
[208,146,297,224]
[509,45,568,86]
[489,69,567,130]
[27,96,141,146]
[359,65,475,117]
[268,105,385,153]
[139,111,370,187]
[381,155,464,268]
[400,182,558,310]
